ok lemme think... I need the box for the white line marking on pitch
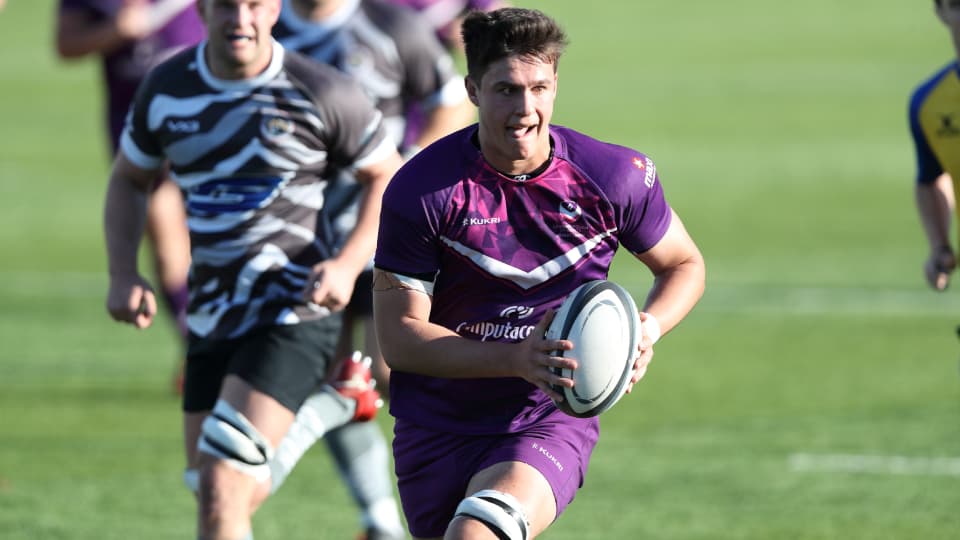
[700,285,955,316]
[789,453,960,477]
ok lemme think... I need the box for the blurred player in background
[55,0,202,393]
[909,0,960,292]
[384,0,507,149]
[272,1,474,537]
[103,0,402,538]
[373,7,705,539]
[383,0,508,52]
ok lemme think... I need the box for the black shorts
[345,269,374,317]
[182,314,342,413]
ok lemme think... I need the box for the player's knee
[197,400,274,484]
[453,489,530,540]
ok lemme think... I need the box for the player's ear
[465,76,480,106]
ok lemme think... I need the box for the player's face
[199,0,281,79]
[467,55,557,176]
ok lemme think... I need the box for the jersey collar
[196,39,286,91]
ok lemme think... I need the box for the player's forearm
[378,316,520,378]
[641,253,705,338]
[915,178,955,251]
[103,173,149,277]
[333,208,379,277]
[335,168,393,275]
[373,279,522,378]
[635,210,705,337]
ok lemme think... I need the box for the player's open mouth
[509,125,536,138]
[226,33,254,44]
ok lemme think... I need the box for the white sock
[269,386,355,493]
[326,422,404,535]
[363,497,405,537]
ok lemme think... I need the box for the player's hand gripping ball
[546,280,641,417]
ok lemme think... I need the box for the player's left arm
[305,150,403,310]
[634,208,706,339]
[340,151,403,275]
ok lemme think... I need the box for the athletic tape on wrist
[641,312,661,345]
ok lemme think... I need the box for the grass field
[1,1,958,539]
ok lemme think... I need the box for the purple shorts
[392,409,599,538]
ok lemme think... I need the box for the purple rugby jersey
[58,0,205,151]
[376,124,672,434]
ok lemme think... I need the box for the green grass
[2,1,958,539]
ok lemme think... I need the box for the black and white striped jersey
[120,40,395,340]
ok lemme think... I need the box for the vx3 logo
[167,119,200,133]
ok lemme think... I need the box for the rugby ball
[546,280,641,418]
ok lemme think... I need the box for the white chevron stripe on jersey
[273,132,330,165]
[280,183,326,210]
[439,229,616,290]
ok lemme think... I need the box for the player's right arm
[103,151,164,328]
[371,269,574,401]
[915,173,957,290]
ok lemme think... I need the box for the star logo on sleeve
[632,157,645,170]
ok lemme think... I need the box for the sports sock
[324,421,405,536]
[269,385,356,493]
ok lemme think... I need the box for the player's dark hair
[461,7,569,83]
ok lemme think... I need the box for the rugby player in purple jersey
[55,0,205,393]
[373,8,705,540]
[103,0,402,538]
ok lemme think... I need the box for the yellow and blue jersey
[909,61,960,187]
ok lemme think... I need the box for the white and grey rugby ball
[546,280,641,418]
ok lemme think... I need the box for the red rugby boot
[331,351,383,422]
